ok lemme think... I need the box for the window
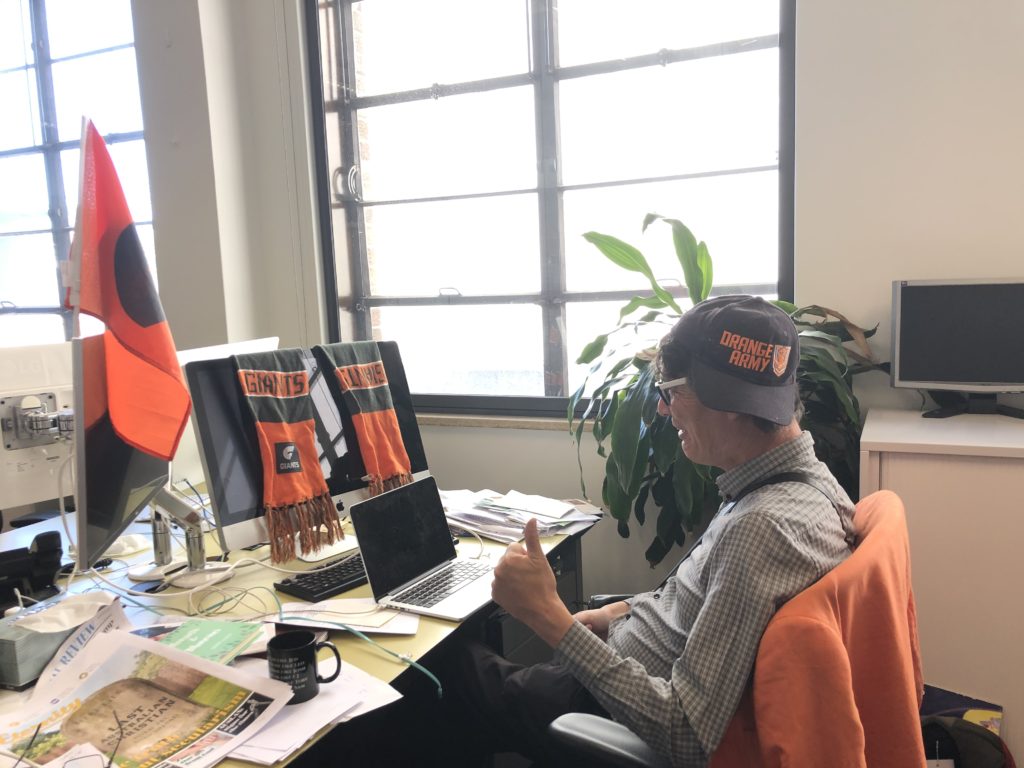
[0,0,153,347]
[309,0,793,415]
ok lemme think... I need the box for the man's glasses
[655,376,688,406]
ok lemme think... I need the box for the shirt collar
[715,431,816,501]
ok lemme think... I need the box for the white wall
[132,0,325,352]
[795,0,1024,411]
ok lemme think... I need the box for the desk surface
[0,515,582,766]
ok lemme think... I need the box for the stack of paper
[228,656,402,765]
[441,490,602,544]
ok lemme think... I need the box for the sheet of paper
[272,600,419,635]
[228,656,401,763]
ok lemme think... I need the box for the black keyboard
[394,560,491,609]
[273,552,368,602]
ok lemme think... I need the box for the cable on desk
[276,609,444,700]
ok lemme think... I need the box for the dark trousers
[301,639,610,767]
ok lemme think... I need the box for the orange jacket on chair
[710,490,926,768]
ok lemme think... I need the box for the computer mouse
[104,534,150,557]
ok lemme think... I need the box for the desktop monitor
[185,341,429,555]
[891,278,1024,417]
[72,335,168,569]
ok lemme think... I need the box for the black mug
[267,629,341,704]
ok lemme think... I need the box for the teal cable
[277,611,443,699]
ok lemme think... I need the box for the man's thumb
[524,518,543,556]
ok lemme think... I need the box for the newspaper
[29,597,132,702]
[1,630,291,768]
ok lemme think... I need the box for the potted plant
[568,214,885,566]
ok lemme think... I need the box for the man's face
[656,379,737,469]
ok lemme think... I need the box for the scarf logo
[275,442,302,474]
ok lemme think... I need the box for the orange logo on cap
[772,345,791,377]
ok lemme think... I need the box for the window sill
[417,413,579,432]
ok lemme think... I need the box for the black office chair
[546,593,669,768]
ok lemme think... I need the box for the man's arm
[490,518,575,646]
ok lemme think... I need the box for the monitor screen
[185,341,429,554]
[891,279,1024,393]
[73,335,168,569]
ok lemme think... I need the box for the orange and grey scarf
[312,342,413,496]
[234,349,343,563]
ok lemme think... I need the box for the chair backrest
[711,490,926,768]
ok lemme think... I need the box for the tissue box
[0,602,75,689]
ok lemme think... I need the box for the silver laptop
[348,476,495,622]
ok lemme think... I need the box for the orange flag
[66,119,190,461]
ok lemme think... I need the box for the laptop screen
[350,476,457,598]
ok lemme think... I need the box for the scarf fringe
[265,491,345,563]
[368,471,414,497]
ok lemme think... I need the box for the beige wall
[136,0,1024,720]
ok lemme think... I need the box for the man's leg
[434,639,611,766]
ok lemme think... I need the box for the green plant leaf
[618,295,672,321]
[583,231,681,312]
[576,333,609,365]
[603,456,632,523]
[643,214,712,303]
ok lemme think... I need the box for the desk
[0,517,587,766]
[860,408,1024,760]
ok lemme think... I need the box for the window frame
[304,0,795,418]
[0,0,147,341]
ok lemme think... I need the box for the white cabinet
[860,408,1024,760]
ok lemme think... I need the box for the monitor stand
[127,510,187,582]
[129,487,232,589]
[923,393,1024,420]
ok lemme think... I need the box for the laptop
[349,476,495,622]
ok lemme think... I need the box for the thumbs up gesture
[492,519,574,647]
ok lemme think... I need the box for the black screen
[897,282,1024,388]
[348,476,455,598]
[185,342,428,538]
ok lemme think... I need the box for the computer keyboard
[273,551,367,602]
[395,560,491,609]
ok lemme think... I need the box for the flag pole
[67,116,89,340]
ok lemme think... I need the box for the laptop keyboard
[394,560,491,608]
[273,552,367,602]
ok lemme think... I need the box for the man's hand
[573,601,631,642]
[492,518,574,647]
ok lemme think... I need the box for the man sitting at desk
[443,295,857,767]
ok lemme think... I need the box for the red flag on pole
[66,119,190,461]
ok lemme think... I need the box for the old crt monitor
[73,335,168,569]
[185,341,429,554]
[891,278,1024,418]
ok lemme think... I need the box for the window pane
[373,304,543,395]
[565,299,689,395]
[559,49,778,185]
[0,0,33,69]
[0,313,66,347]
[352,0,528,97]
[62,139,152,223]
[46,0,134,59]
[367,195,539,296]
[0,233,60,306]
[0,67,41,150]
[0,153,50,234]
[557,0,779,68]
[358,87,536,200]
[52,48,143,142]
[563,171,778,293]
[135,222,158,285]
[0,0,32,69]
